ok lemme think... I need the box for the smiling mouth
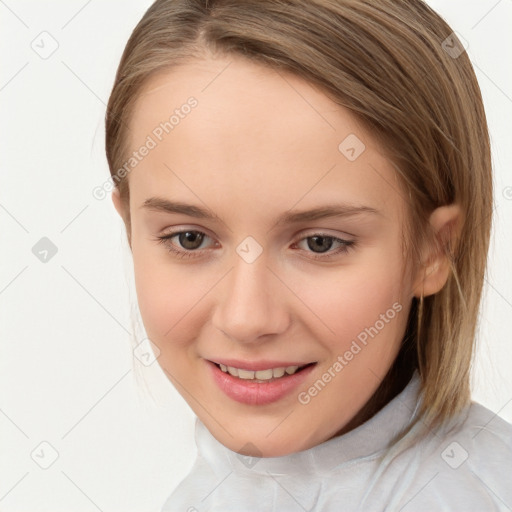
[212,362,317,382]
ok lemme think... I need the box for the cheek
[292,247,408,356]
[131,242,208,345]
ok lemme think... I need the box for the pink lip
[208,358,315,371]
[205,359,317,406]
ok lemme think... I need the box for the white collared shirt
[161,372,512,511]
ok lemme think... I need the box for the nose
[211,254,290,344]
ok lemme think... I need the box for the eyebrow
[141,197,380,225]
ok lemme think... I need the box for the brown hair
[105,0,492,436]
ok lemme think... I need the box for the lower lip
[206,360,317,406]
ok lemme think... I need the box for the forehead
[126,56,405,224]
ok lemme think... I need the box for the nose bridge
[212,248,289,343]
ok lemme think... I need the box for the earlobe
[413,204,462,298]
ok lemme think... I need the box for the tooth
[237,369,255,379]
[227,366,239,377]
[220,364,306,379]
[272,367,285,378]
[255,369,273,380]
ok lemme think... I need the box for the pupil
[308,236,333,253]
[179,231,203,250]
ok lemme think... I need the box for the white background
[1,1,511,511]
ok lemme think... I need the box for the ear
[112,187,132,248]
[412,204,462,298]
[112,187,125,219]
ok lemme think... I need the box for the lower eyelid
[296,242,355,262]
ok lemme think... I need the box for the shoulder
[390,401,512,511]
[436,400,512,473]
[458,400,512,458]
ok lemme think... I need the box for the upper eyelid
[294,229,355,240]
[160,226,216,240]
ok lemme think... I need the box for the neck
[329,343,417,439]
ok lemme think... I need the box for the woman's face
[116,55,418,457]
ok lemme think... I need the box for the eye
[294,234,355,260]
[174,231,207,250]
[154,230,355,261]
[155,230,215,259]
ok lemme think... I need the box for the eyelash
[154,230,355,261]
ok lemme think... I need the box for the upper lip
[207,358,316,371]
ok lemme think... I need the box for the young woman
[105,0,512,509]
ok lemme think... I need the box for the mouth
[206,359,318,405]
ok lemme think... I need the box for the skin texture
[112,54,460,457]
